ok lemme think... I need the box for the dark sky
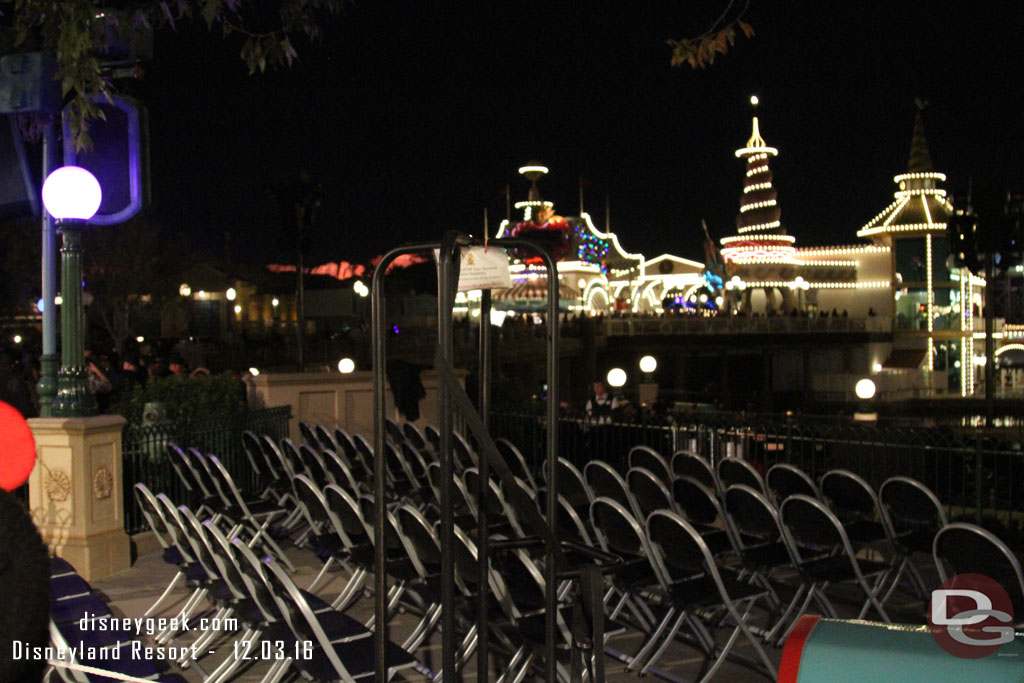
[138,1,1024,266]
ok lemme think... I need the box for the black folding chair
[206,454,296,571]
[642,510,776,680]
[779,494,892,628]
[879,476,947,602]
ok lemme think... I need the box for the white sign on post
[434,246,512,292]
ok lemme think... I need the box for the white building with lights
[481,107,1008,399]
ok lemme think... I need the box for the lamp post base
[52,365,98,417]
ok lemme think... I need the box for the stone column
[27,415,131,581]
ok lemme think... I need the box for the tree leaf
[739,20,755,38]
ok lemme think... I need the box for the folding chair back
[671,450,717,489]
[324,484,373,543]
[545,457,593,511]
[820,469,893,546]
[134,483,190,560]
[452,430,478,470]
[717,457,766,495]
[671,475,725,528]
[294,474,331,533]
[334,428,359,462]
[422,423,439,450]
[241,430,272,484]
[165,442,205,500]
[352,433,375,473]
[385,417,405,445]
[779,493,846,554]
[280,438,307,477]
[628,446,671,482]
[314,423,339,452]
[589,496,647,558]
[299,420,318,447]
[585,459,641,520]
[766,463,820,502]
[496,437,537,490]
[299,444,332,489]
[723,484,783,543]
[259,434,291,480]
[402,421,429,454]
[322,450,362,496]
[880,476,948,547]
[934,523,1024,619]
[397,504,443,576]
[627,467,674,519]
[400,440,430,484]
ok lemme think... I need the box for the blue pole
[37,117,59,416]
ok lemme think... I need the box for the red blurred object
[0,401,36,491]
[510,214,571,263]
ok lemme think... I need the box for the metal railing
[491,409,1024,542]
[121,405,291,534]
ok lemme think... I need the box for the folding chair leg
[205,629,258,683]
[156,587,207,644]
[143,570,183,617]
[626,606,675,672]
[639,609,688,676]
[306,556,336,592]
[495,645,529,683]
[330,568,367,612]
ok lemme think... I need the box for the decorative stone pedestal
[27,415,131,581]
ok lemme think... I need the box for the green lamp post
[41,166,102,417]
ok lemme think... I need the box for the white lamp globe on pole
[42,166,102,416]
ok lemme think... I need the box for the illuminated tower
[857,107,980,394]
[720,98,796,265]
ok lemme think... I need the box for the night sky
[137,1,1024,266]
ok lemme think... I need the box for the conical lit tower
[856,106,979,395]
[720,98,796,265]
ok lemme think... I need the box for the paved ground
[76,534,938,683]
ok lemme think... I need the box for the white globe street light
[639,355,657,374]
[338,358,356,373]
[855,378,876,400]
[607,368,627,388]
[42,166,102,416]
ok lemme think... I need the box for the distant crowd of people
[0,340,211,418]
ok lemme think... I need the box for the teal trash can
[779,615,1024,682]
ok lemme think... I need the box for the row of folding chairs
[596,447,1024,630]
[134,483,423,682]
[47,556,187,683]
[626,446,953,604]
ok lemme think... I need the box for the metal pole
[984,250,995,427]
[542,248,560,683]
[477,206,493,681]
[371,250,389,683]
[37,119,59,416]
[476,287,491,683]
[52,220,97,416]
[438,231,461,680]
[370,243,436,681]
[296,241,305,372]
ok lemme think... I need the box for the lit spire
[721,96,793,263]
[907,105,933,173]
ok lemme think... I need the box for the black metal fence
[122,406,291,534]
[491,409,1024,542]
